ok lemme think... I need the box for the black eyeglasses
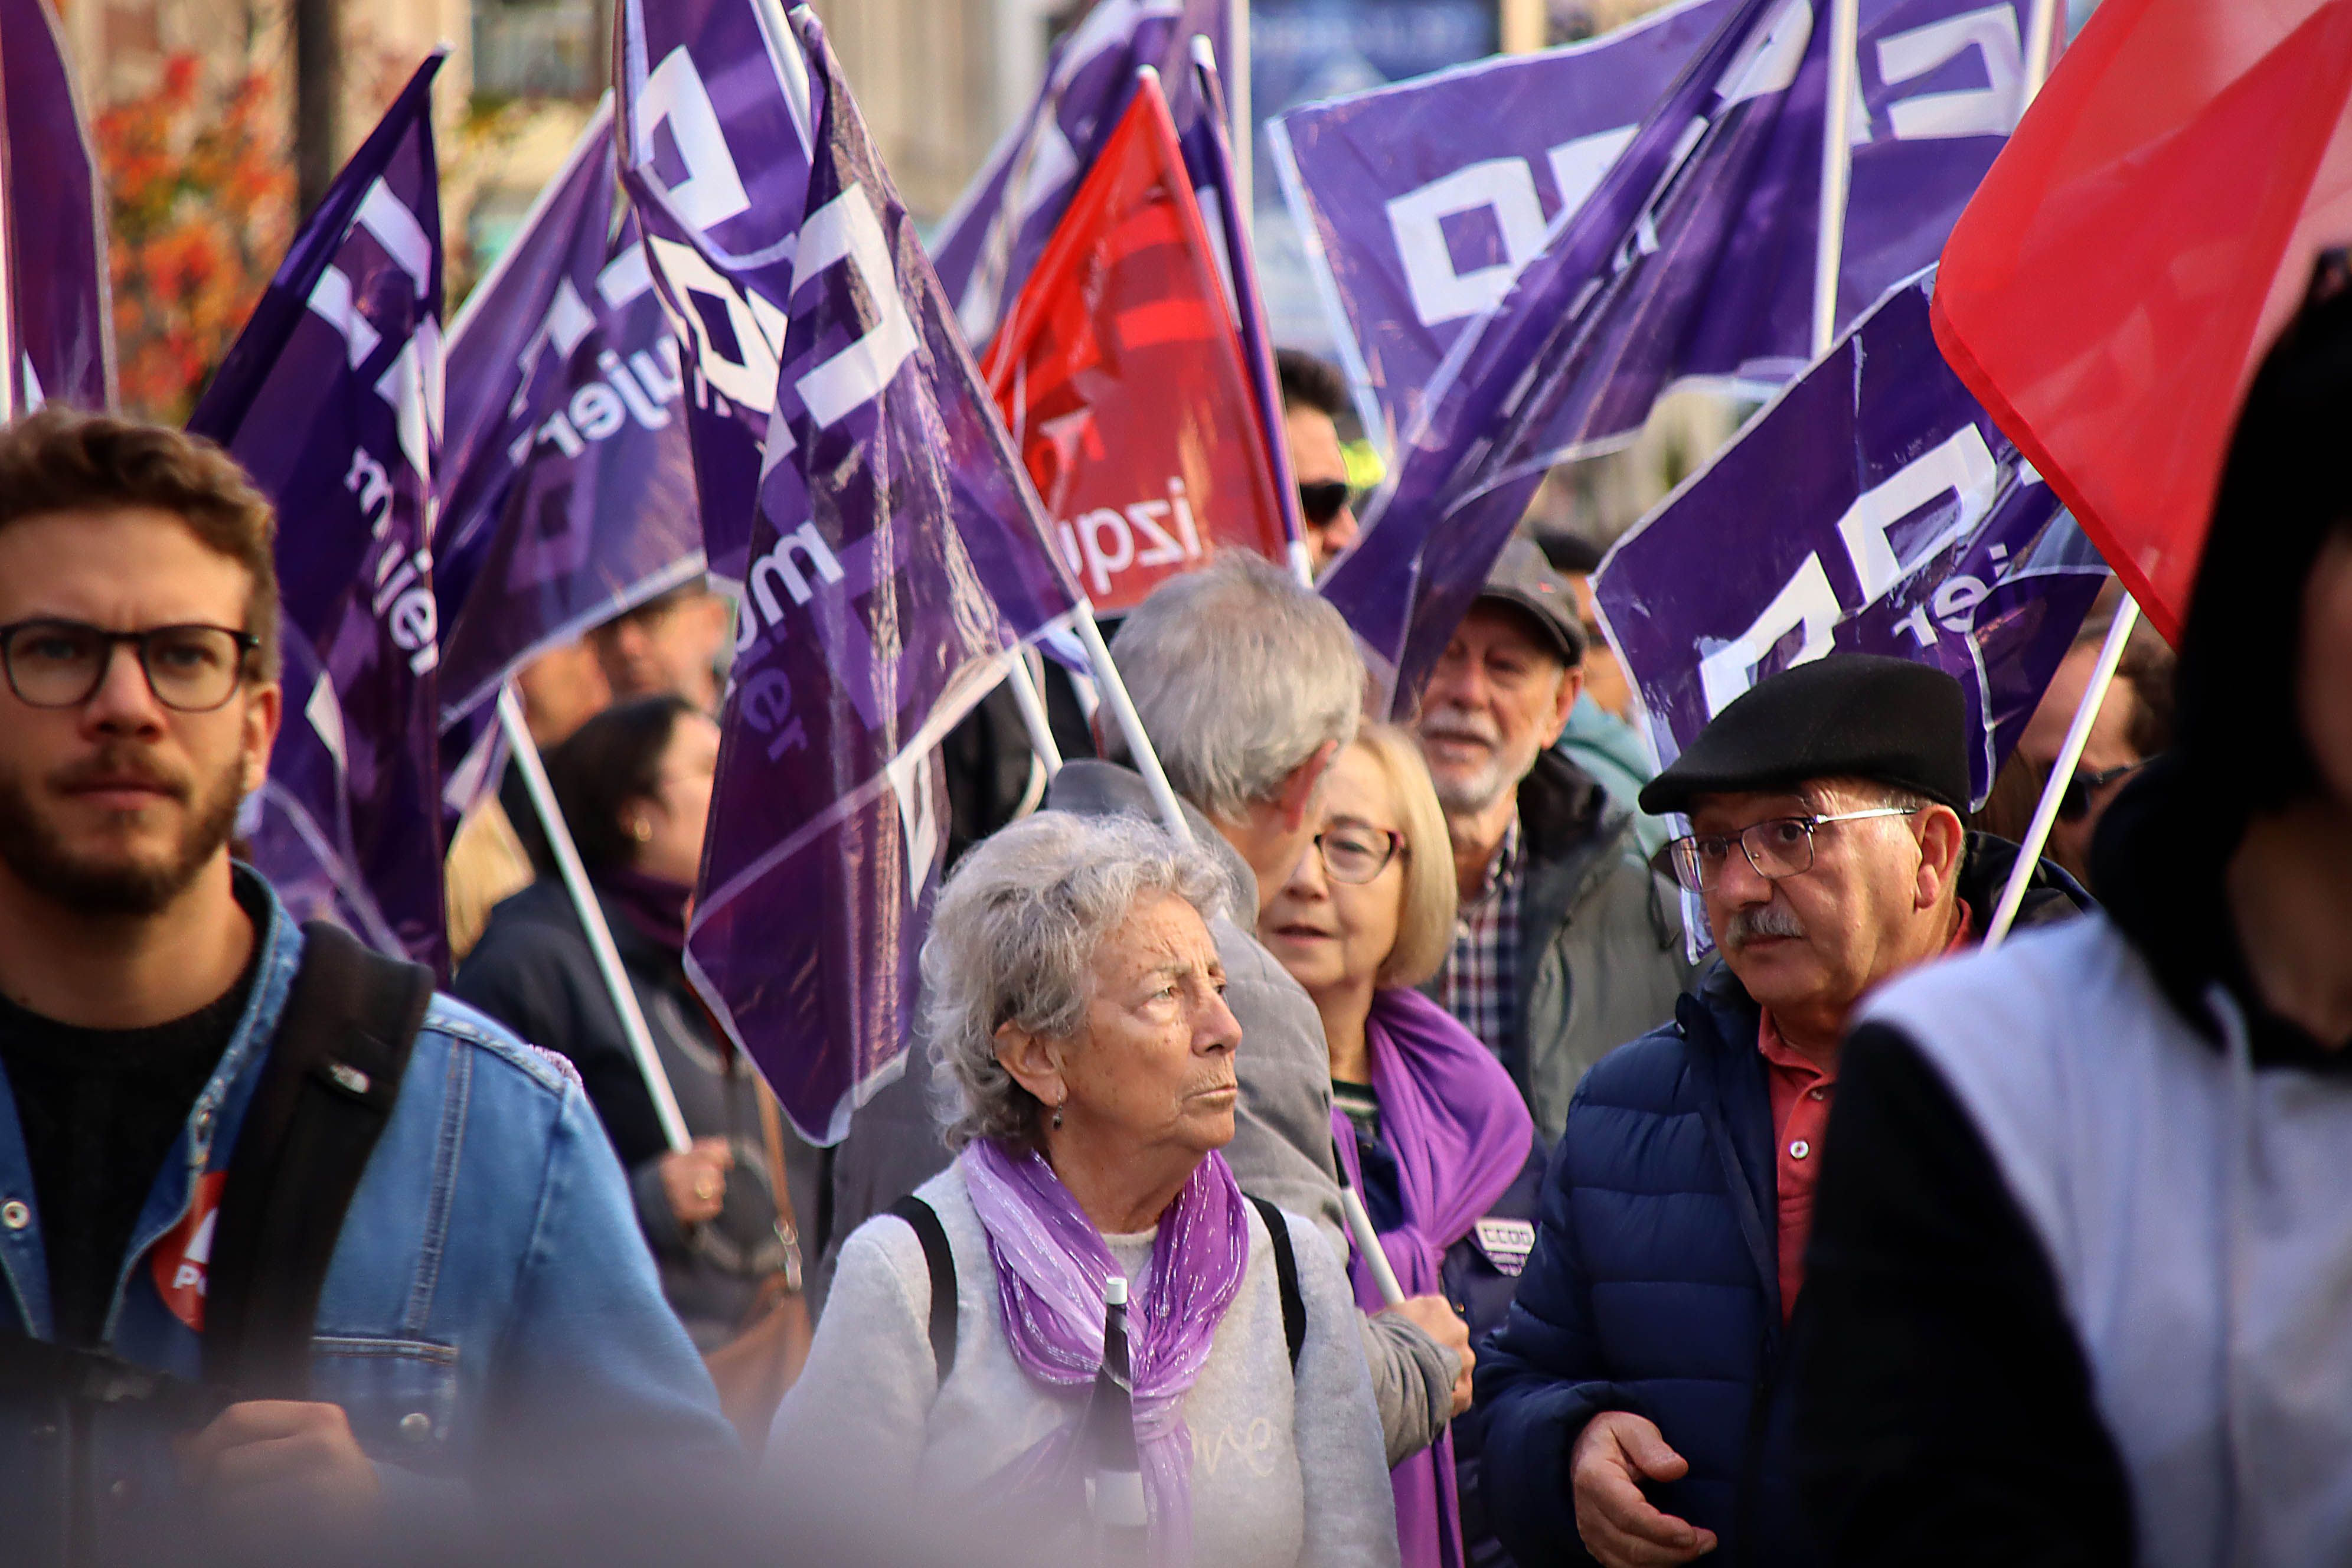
[0,619,260,713]
[1666,808,1920,893]
[2059,763,2139,822]
[1312,819,1404,884]
[1298,481,1351,527]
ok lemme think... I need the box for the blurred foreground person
[827,554,1470,1469]
[1413,538,1688,1144]
[1260,726,1540,1568]
[458,697,802,1366]
[1279,349,1363,571]
[1796,267,2352,1567]
[772,814,1398,1567]
[0,410,736,1564]
[1478,655,2087,1568]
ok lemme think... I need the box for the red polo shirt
[1760,904,1972,1319]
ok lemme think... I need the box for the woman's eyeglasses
[1312,821,1404,884]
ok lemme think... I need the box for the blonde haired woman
[1261,726,1543,1568]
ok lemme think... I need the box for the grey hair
[1100,553,1364,820]
[922,811,1230,1153]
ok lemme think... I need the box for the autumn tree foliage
[93,55,292,422]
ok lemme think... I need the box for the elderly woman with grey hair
[769,812,1399,1567]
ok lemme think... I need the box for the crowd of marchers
[0,288,2347,1568]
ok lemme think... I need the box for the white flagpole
[497,686,692,1151]
[2022,0,2060,98]
[1983,597,2142,948]
[1811,0,1863,357]
[1072,607,1195,844]
[1005,652,1063,775]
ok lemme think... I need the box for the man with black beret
[1475,653,2087,1568]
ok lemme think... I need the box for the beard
[1420,703,1542,816]
[0,743,244,916]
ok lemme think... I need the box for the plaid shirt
[1440,816,1524,1060]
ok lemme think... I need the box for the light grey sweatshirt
[769,1164,1402,1568]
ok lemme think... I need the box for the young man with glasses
[0,410,736,1560]
[1476,654,2086,1568]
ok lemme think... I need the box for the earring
[631,819,653,842]
[1051,1097,1065,1131]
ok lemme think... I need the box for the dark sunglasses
[1297,481,1351,527]
[2059,762,2141,822]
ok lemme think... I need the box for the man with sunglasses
[1476,654,2086,1568]
[2014,608,2173,890]
[0,410,736,1559]
[1277,349,1362,571]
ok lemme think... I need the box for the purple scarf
[959,1138,1250,1564]
[594,865,691,956]
[1332,988,1536,1568]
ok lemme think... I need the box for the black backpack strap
[1249,1197,1306,1372]
[203,923,432,1397]
[887,1195,958,1384]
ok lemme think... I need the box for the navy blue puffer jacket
[1475,836,2090,1567]
[1475,959,1811,1567]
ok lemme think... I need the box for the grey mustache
[1724,904,1807,946]
[1420,705,1499,746]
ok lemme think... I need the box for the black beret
[1638,654,1971,816]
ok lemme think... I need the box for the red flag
[1932,0,2352,642]
[984,72,1288,614]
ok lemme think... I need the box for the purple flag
[930,0,1230,351]
[687,9,1083,1145]
[614,0,816,586]
[433,104,702,757]
[0,0,113,414]
[1594,269,2105,806]
[190,55,449,973]
[1320,0,1796,713]
[1273,0,2041,452]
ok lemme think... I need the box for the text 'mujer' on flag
[432,101,704,818]
[675,6,1084,1145]
[189,55,451,975]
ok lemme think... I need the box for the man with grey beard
[1475,654,2088,1568]
[1411,538,1688,1142]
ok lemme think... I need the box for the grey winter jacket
[817,762,1459,1466]
[1439,749,1694,1146]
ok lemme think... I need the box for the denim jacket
[0,870,739,1560]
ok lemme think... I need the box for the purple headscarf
[1332,987,1536,1568]
[959,1137,1250,1563]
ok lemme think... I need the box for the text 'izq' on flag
[648,4,1084,1145]
[984,68,1289,613]
[187,54,450,975]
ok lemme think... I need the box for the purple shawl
[1332,988,1536,1568]
[959,1138,1250,1564]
